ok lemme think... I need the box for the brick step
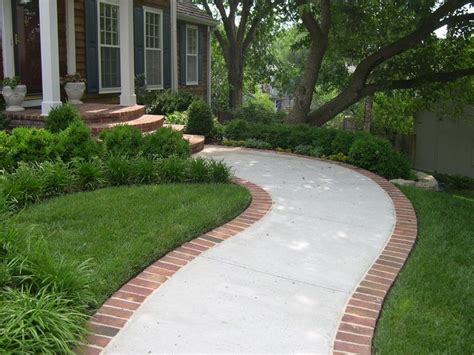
[90,114,165,135]
[183,134,205,154]
[163,123,185,132]
[81,104,146,124]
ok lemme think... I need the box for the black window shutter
[85,0,99,93]
[198,26,206,85]
[134,7,145,85]
[162,10,171,89]
[179,23,187,86]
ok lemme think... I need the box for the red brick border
[78,178,272,355]
[330,167,417,355]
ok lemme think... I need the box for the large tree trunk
[287,43,327,123]
[227,54,244,109]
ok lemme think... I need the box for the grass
[9,184,251,306]
[373,187,473,354]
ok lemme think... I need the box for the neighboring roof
[177,2,219,26]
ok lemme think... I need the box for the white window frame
[143,7,164,90]
[185,24,199,86]
[97,0,121,94]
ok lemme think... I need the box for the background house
[0,0,217,115]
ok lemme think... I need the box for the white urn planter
[2,85,27,112]
[64,82,86,105]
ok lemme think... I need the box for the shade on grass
[374,187,473,354]
[10,184,251,306]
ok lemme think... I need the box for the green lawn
[374,187,473,354]
[9,184,251,306]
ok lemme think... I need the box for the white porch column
[170,0,178,91]
[39,0,61,115]
[65,0,76,74]
[207,27,212,106]
[119,0,136,106]
[0,0,15,78]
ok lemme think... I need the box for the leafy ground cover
[374,187,473,353]
[9,184,250,306]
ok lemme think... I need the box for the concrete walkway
[104,147,395,354]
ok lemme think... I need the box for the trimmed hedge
[224,120,411,179]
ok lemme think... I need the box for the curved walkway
[103,147,399,354]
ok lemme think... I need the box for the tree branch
[295,0,324,41]
[350,0,471,87]
[362,67,474,95]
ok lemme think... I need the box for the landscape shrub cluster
[224,120,411,179]
[0,156,232,213]
[0,121,191,172]
[146,89,195,115]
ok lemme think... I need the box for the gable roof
[176,2,219,26]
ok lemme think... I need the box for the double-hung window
[186,25,198,85]
[99,1,120,92]
[144,8,163,89]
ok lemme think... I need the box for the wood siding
[72,0,209,102]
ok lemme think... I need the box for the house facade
[0,0,217,115]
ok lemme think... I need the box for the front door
[12,0,42,94]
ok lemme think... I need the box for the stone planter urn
[64,82,86,105]
[2,85,27,111]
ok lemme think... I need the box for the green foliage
[244,138,271,150]
[56,120,101,162]
[234,91,279,124]
[1,77,21,89]
[99,125,143,156]
[0,225,92,354]
[6,128,57,168]
[209,118,225,142]
[45,103,82,133]
[142,127,190,159]
[349,136,411,179]
[0,155,233,212]
[294,144,323,157]
[186,100,214,137]
[224,120,411,178]
[433,173,474,191]
[147,90,195,115]
[38,160,73,197]
[0,287,89,354]
[166,110,189,125]
[104,155,134,186]
[0,114,10,130]
[71,158,104,191]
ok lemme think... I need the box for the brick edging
[209,146,418,355]
[330,167,417,355]
[79,178,272,355]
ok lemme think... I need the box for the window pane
[186,28,197,54]
[186,55,197,83]
[146,49,162,87]
[101,47,121,89]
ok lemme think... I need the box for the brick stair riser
[91,119,163,136]
[83,107,146,124]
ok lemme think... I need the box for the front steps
[3,104,205,153]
